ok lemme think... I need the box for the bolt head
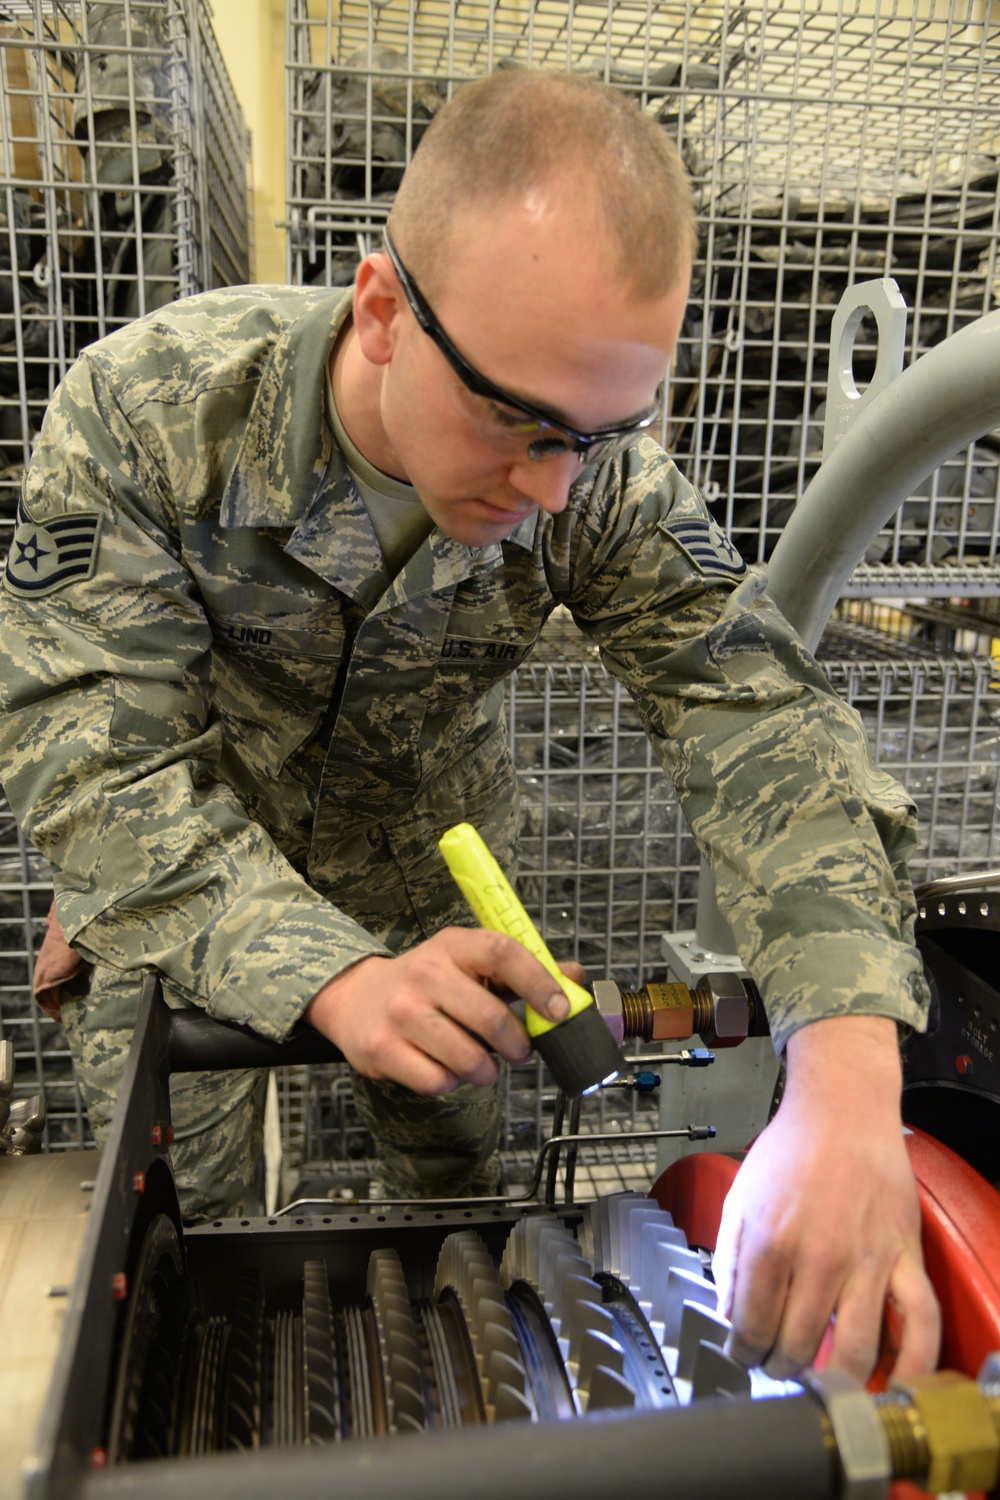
[712,993,750,1042]
[698,974,750,1048]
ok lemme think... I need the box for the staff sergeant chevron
[664,514,748,580]
[4,496,102,598]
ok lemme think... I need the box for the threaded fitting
[874,1394,930,1481]
[618,989,648,1040]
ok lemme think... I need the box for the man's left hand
[711,1014,941,1382]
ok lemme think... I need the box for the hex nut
[698,972,750,1048]
[803,1367,891,1500]
[591,980,623,1021]
[590,979,625,1047]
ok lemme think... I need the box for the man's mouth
[471,497,534,523]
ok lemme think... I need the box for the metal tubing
[767,308,1000,652]
[914,871,1000,900]
[80,1392,837,1500]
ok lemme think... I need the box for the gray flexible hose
[767,307,1000,652]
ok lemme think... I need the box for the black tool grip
[166,1008,345,1073]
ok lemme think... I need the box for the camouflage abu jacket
[0,285,929,1053]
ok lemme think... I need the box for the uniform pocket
[211,622,343,777]
[382,726,521,936]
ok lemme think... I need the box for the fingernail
[725,1331,765,1369]
[547,992,571,1022]
[762,1351,805,1382]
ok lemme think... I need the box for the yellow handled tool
[439,822,624,1094]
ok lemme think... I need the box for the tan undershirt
[326,370,434,576]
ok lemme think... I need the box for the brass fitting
[616,972,769,1048]
[619,981,696,1041]
[875,1371,1000,1494]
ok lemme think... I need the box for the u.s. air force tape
[663,515,747,580]
[4,493,102,598]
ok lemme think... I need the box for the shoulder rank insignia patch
[663,515,747,580]
[4,492,102,598]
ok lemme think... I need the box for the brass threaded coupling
[873,1392,930,1480]
[807,1367,1000,1496]
[873,1374,1000,1493]
[618,981,699,1042]
[617,974,754,1047]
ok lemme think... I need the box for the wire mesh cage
[275,607,1000,1193]
[0,0,252,546]
[285,0,1000,594]
[0,0,250,1151]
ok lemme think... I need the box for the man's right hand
[302,927,577,1094]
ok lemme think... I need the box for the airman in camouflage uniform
[0,69,938,1379]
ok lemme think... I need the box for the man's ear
[352,252,402,367]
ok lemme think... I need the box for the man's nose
[507,450,582,514]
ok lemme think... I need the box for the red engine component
[650,1129,1000,1500]
[650,1128,1000,1375]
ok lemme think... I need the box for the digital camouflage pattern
[0,285,930,1207]
[58,963,267,1218]
[351,1072,503,1200]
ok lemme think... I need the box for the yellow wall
[210,0,287,284]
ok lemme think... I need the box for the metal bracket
[822,278,908,459]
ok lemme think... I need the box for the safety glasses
[382,228,662,464]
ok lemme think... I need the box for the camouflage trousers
[61,964,502,1217]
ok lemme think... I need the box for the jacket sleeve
[0,353,389,1039]
[556,438,930,1056]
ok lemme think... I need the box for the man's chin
[438,498,534,545]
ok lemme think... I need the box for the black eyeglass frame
[381,228,663,464]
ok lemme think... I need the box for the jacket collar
[220,287,351,531]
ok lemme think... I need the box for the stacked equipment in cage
[287,0,999,586]
[0,0,251,1149]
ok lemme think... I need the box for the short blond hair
[388,68,697,302]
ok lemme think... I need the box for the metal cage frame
[0,0,251,1149]
[285,0,1000,591]
[0,0,251,546]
